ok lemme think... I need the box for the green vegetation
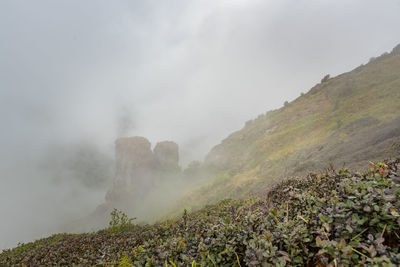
[1,159,399,266]
[179,45,400,210]
[108,208,136,233]
[1,45,400,266]
[119,255,133,267]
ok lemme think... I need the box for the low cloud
[1,0,399,249]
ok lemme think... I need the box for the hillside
[1,45,400,266]
[1,159,399,266]
[178,44,400,210]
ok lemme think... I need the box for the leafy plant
[108,208,136,233]
[119,255,133,267]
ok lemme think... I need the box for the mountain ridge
[176,44,400,211]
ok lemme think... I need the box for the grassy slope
[1,160,399,266]
[178,45,400,211]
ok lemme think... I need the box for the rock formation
[154,141,179,171]
[105,136,180,205]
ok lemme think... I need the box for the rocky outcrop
[105,136,180,205]
[114,137,155,187]
[154,141,179,171]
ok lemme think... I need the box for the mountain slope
[180,44,400,209]
[2,159,399,266]
[2,46,400,266]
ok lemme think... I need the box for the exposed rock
[154,141,179,171]
[114,136,154,187]
[105,136,180,206]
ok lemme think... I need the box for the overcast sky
[1,0,400,248]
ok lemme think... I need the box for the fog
[1,0,400,249]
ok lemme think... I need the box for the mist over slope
[177,44,400,210]
[2,0,400,251]
[2,159,399,266]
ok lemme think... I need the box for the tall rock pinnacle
[105,136,180,205]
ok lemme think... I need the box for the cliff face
[154,141,179,171]
[105,136,179,205]
[114,137,154,188]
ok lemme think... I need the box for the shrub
[321,74,330,83]
[108,208,136,233]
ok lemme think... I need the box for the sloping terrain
[179,45,400,209]
[1,159,399,266]
[2,46,400,266]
